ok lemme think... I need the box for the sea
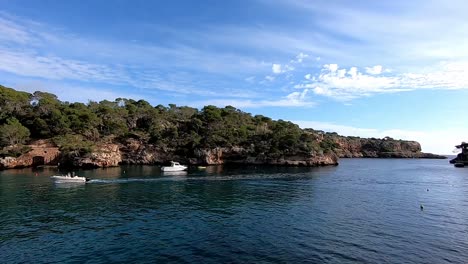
[1,158,467,263]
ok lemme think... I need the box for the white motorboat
[51,173,90,183]
[161,161,188,172]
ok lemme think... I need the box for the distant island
[0,85,445,170]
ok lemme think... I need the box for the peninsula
[0,85,445,170]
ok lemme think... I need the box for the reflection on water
[1,160,467,263]
[53,182,86,189]
[161,170,188,176]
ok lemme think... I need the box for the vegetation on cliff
[0,85,333,163]
[0,85,444,168]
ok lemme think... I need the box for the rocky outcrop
[0,140,60,169]
[0,157,20,169]
[71,143,122,168]
[0,135,444,170]
[449,142,468,164]
[327,135,446,159]
[120,140,338,166]
[120,139,180,164]
[191,146,338,166]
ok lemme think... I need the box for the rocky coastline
[0,136,445,170]
[328,135,446,159]
[0,85,446,170]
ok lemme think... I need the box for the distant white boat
[51,173,89,183]
[161,161,188,172]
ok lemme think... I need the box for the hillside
[0,85,444,170]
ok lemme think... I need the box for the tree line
[0,85,333,158]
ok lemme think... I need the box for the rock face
[120,139,180,164]
[0,140,60,169]
[0,157,20,169]
[449,142,468,164]
[191,146,338,166]
[329,136,446,159]
[120,139,339,166]
[72,143,122,168]
[0,135,445,170]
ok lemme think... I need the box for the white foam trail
[88,178,177,184]
[86,173,311,184]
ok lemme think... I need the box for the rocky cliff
[317,133,446,159]
[0,135,444,170]
[190,146,338,166]
[0,140,60,169]
[71,143,122,168]
[120,139,338,167]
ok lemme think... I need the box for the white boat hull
[161,166,187,172]
[51,175,88,183]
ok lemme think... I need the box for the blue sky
[0,0,468,154]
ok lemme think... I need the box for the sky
[0,0,468,154]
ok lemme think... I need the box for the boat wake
[86,173,311,184]
[87,178,185,184]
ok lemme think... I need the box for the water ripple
[1,159,467,263]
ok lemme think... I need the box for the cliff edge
[310,131,446,159]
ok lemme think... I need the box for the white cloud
[304,74,311,80]
[270,53,305,78]
[348,67,357,78]
[365,65,383,75]
[324,63,338,72]
[265,75,275,82]
[272,64,282,74]
[296,62,468,100]
[293,120,465,154]
[271,63,295,75]
[286,89,309,102]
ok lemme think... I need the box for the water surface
[1,159,467,263]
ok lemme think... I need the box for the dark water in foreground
[1,159,467,263]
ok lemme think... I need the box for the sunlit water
[1,159,467,263]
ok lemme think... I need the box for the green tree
[0,85,32,122]
[0,118,30,146]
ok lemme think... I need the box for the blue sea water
[1,159,467,263]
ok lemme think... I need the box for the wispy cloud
[0,16,32,44]
[1,1,468,108]
[0,49,124,82]
[189,89,314,108]
[260,0,468,68]
[0,13,272,100]
[291,52,308,64]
